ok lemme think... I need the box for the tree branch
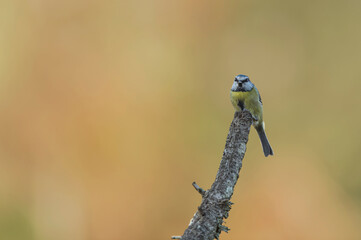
[175,110,253,240]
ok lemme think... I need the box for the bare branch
[175,110,253,240]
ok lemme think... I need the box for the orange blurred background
[1,0,361,239]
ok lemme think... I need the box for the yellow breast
[230,91,247,111]
[230,88,263,125]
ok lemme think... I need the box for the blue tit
[230,74,273,157]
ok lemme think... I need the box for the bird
[230,74,273,157]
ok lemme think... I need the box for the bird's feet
[252,115,259,122]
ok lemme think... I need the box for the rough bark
[173,110,253,240]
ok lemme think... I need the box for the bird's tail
[255,125,273,157]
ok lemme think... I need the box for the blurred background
[1,0,361,239]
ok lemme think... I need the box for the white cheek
[244,82,253,91]
[231,82,238,90]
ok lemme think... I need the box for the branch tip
[220,225,230,233]
[192,182,206,196]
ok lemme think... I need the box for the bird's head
[231,74,254,92]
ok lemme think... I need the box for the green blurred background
[1,0,361,239]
